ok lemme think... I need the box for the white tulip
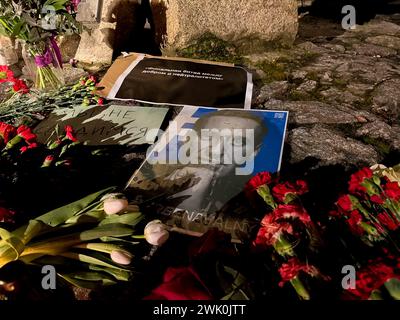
[110,250,132,265]
[144,220,170,246]
[102,193,129,215]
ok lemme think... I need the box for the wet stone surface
[249,14,400,171]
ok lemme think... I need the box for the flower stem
[290,276,311,300]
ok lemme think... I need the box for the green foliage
[177,33,244,64]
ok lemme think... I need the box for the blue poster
[126,106,288,241]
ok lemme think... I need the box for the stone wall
[154,0,299,52]
[1,0,299,67]
[0,36,18,66]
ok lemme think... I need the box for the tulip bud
[144,220,170,246]
[102,193,128,215]
[110,250,132,265]
[41,155,54,168]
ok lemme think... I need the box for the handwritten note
[34,105,169,146]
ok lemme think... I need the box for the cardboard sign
[99,53,253,109]
[125,106,289,241]
[34,104,169,146]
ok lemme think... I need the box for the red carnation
[272,180,308,203]
[0,66,14,83]
[144,266,212,300]
[0,207,15,223]
[377,212,400,231]
[383,182,400,201]
[254,205,312,248]
[12,78,29,94]
[17,125,37,143]
[257,213,294,246]
[64,125,78,142]
[348,261,400,299]
[0,122,16,144]
[244,172,273,198]
[346,210,364,236]
[273,204,312,225]
[349,167,373,195]
[336,195,354,212]
[4,125,36,150]
[370,194,385,205]
[278,258,319,287]
[20,142,38,154]
[245,172,272,190]
[42,155,55,168]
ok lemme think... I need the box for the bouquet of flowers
[0,0,82,89]
[0,65,30,102]
[344,252,400,300]
[245,172,329,300]
[0,188,145,293]
[0,70,105,126]
[331,166,400,247]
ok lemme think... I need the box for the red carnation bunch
[0,122,38,154]
[0,122,16,145]
[254,204,314,256]
[0,65,30,96]
[248,174,319,256]
[346,256,400,300]
[12,78,30,94]
[272,180,309,204]
[332,167,400,246]
[72,76,106,107]
[41,125,81,168]
[277,257,329,300]
[278,258,319,286]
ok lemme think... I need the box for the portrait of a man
[126,106,288,238]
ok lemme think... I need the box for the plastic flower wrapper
[0,187,145,290]
[371,164,400,185]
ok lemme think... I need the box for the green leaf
[79,224,135,241]
[99,212,144,227]
[257,185,277,209]
[89,265,132,281]
[37,187,116,227]
[384,278,400,300]
[13,187,116,241]
[369,289,384,300]
[73,243,128,255]
[100,236,140,244]
[60,251,129,271]
[65,210,106,225]
[0,228,25,261]
[59,274,116,290]
[44,0,70,11]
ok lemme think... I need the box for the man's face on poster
[190,110,268,176]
